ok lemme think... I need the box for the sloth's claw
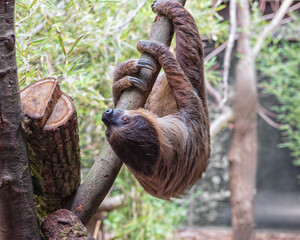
[151,0,158,13]
[137,59,156,71]
[129,77,147,92]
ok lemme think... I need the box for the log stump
[42,209,94,240]
[21,78,81,218]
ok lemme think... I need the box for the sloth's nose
[105,109,113,115]
[102,109,114,125]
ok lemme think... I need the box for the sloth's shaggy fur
[102,0,210,199]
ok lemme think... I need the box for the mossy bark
[41,209,94,240]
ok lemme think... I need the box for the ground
[175,228,300,240]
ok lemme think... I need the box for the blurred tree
[227,0,294,240]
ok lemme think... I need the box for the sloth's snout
[102,109,114,126]
[105,109,113,115]
[102,109,125,127]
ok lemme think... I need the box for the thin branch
[210,109,234,137]
[280,16,293,25]
[116,0,148,31]
[261,2,300,21]
[257,106,280,129]
[253,0,294,56]
[258,104,278,117]
[206,81,222,105]
[222,0,237,105]
[204,41,227,62]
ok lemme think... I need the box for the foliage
[257,23,300,166]
[15,0,227,238]
[106,167,186,240]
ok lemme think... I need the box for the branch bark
[68,0,186,225]
[0,0,40,238]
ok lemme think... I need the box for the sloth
[102,0,210,199]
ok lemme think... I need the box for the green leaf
[30,37,48,44]
[67,34,84,56]
[68,46,90,58]
[29,0,38,9]
[57,31,66,56]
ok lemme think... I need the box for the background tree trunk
[0,0,40,238]
[228,0,257,239]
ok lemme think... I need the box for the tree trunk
[0,0,41,239]
[228,1,257,240]
[21,79,81,218]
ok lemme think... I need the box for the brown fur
[102,0,210,199]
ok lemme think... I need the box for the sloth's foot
[113,59,155,105]
[151,0,183,18]
[113,59,155,81]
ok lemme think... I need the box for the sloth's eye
[121,117,129,124]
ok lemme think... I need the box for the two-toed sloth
[102,0,210,199]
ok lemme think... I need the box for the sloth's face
[102,109,130,139]
[102,109,159,175]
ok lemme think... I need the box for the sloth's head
[102,109,159,175]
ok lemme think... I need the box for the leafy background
[15,0,300,239]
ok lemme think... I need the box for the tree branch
[253,0,294,56]
[116,0,148,31]
[261,2,300,21]
[67,0,186,225]
[0,0,40,238]
[206,81,222,106]
[257,104,280,129]
[222,0,237,105]
[210,109,234,137]
[204,41,227,62]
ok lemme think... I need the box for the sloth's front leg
[112,59,155,106]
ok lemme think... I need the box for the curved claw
[137,59,156,72]
[151,0,158,13]
[129,77,147,92]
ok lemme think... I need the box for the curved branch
[204,41,227,62]
[253,0,294,56]
[257,104,280,129]
[210,109,234,137]
[67,0,186,225]
[116,0,148,31]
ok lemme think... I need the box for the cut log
[21,78,62,127]
[21,78,81,218]
[42,209,94,240]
